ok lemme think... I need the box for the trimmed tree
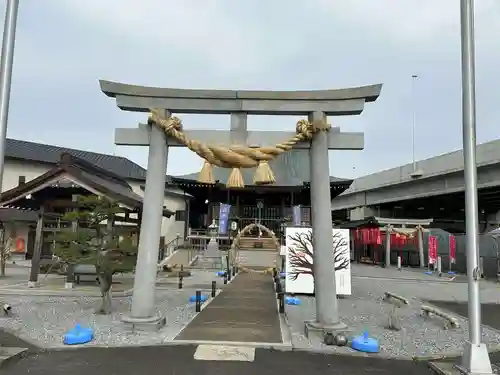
[0,223,13,277]
[53,195,138,314]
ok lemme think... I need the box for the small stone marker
[193,345,255,362]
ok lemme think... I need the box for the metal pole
[0,0,20,191]
[411,74,418,172]
[461,0,480,346]
[459,0,492,373]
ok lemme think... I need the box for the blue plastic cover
[351,332,379,353]
[189,294,208,303]
[63,324,94,345]
[285,296,301,305]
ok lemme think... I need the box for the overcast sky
[2,0,499,178]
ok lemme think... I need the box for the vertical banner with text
[292,205,302,226]
[218,203,231,235]
[428,235,438,265]
[449,235,456,264]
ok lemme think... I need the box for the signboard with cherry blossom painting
[285,227,351,296]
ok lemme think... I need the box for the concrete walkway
[175,273,282,343]
[0,345,431,375]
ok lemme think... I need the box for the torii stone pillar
[122,110,169,330]
[100,80,382,332]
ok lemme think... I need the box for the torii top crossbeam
[99,80,382,115]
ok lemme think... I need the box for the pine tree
[53,195,138,314]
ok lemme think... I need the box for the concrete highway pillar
[123,119,168,331]
[417,226,425,268]
[385,225,392,268]
[306,111,346,333]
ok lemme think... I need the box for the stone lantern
[208,220,218,240]
[201,220,221,269]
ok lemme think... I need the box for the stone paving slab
[175,273,282,343]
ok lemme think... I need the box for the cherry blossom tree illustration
[287,230,349,284]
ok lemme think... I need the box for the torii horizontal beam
[100,80,382,116]
[115,124,364,150]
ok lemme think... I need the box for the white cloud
[312,0,499,43]
[55,0,292,76]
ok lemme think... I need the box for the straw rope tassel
[253,161,275,185]
[227,167,244,188]
[197,160,215,184]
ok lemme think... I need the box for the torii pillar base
[304,320,349,339]
[122,315,166,333]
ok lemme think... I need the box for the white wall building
[0,138,190,259]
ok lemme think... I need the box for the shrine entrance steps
[175,272,283,343]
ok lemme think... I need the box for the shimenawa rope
[148,109,330,188]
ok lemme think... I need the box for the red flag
[375,228,382,245]
[449,235,456,264]
[428,235,438,264]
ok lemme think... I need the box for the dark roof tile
[5,138,147,181]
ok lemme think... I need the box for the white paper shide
[284,227,351,295]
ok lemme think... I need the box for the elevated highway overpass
[331,139,500,232]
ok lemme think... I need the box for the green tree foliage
[53,195,138,314]
[0,222,14,277]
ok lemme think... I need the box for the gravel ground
[0,288,206,348]
[284,276,500,358]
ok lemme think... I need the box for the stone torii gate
[100,80,382,333]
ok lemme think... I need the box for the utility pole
[457,0,492,374]
[0,0,20,193]
[410,74,422,178]
[411,74,418,172]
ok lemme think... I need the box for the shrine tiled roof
[173,150,352,188]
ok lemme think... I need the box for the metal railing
[158,235,183,262]
[187,235,232,253]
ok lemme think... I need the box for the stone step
[194,257,223,269]
[236,247,277,252]
[238,237,277,249]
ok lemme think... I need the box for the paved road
[1,345,431,375]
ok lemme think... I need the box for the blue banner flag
[218,203,231,234]
[292,205,301,226]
